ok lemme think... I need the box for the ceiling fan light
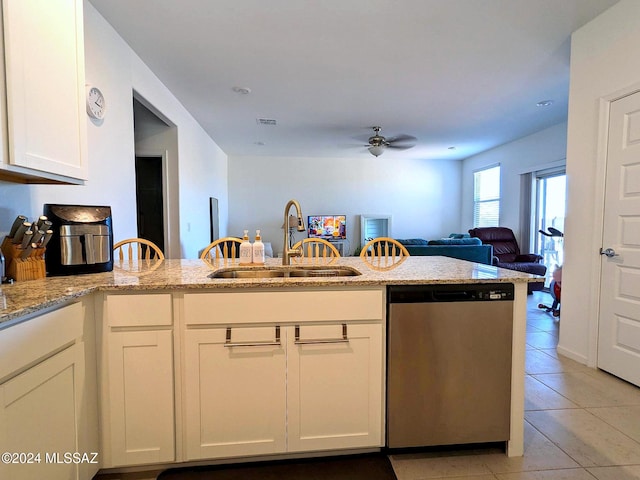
[368,145,385,157]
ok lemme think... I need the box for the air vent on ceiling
[256,118,277,126]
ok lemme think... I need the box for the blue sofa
[396,237,494,265]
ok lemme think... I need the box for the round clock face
[86,86,105,119]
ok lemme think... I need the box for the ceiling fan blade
[386,134,417,144]
[387,144,415,150]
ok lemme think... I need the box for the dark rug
[156,453,397,480]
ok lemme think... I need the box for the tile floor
[389,291,640,480]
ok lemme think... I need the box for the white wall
[0,2,228,259]
[228,155,462,256]
[561,0,640,365]
[461,122,568,243]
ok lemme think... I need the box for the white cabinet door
[1,0,87,181]
[0,343,84,480]
[287,322,383,452]
[106,330,175,467]
[183,326,286,460]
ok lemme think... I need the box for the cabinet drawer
[106,294,172,327]
[183,289,383,326]
[0,302,83,382]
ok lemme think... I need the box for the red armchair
[468,227,546,292]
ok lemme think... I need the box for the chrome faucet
[283,199,306,265]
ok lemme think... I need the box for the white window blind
[473,165,500,227]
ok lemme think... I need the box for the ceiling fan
[365,126,417,157]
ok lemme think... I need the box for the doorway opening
[135,155,165,254]
[533,170,566,287]
[133,95,177,258]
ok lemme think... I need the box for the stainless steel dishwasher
[387,283,514,449]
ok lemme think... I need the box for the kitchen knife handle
[9,215,27,237]
[41,230,53,248]
[35,215,48,230]
[12,222,31,244]
[20,230,33,249]
[31,229,45,246]
[20,242,36,259]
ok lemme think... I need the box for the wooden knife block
[1,236,46,281]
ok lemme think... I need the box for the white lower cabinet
[182,288,384,460]
[0,300,97,480]
[100,293,175,467]
[287,322,383,452]
[0,341,84,480]
[183,325,286,460]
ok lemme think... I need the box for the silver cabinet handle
[225,326,281,347]
[599,247,619,258]
[294,323,349,345]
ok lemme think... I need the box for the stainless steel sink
[209,269,286,279]
[208,266,361,279]
[287,267,361,277]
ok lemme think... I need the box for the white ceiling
[89,0,619,161]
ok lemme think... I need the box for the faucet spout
[283,199,305,265]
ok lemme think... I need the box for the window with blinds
[473,165,501,227]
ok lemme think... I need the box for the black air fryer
[43,204,113,276]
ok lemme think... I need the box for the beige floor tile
[587,405,640,443]
[526,350,569,375]
[483,421,579,473]
[548,355,595,375]
[525,409,640,467]
[528,324,544,333]
[526,332,558,349]
[525,376,579,411]
[526,316,560,334]
[389,451,495,479]
[495,469,598,479]
[532,372,640,407]
[539,349,560,360]
[586,465,640,479]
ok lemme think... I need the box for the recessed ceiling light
[232,86,251,95]
[536,100,553,107]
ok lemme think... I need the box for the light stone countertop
[0,256,540,325]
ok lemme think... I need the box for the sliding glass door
[534,171,566,287]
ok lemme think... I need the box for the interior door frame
[585,81,640,367]
[135,150,170,257]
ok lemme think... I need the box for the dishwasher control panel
[388,283,515,303]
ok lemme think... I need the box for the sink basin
[208,266,361,279]
[209,269,286,279]
[287,267,361,277]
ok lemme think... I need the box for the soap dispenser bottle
[252,230,265,265]
[239,230,253,265]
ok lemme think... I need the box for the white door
[598,90,640,387]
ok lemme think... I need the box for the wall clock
[86,85,106,120]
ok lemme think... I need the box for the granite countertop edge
[0,257,542,325]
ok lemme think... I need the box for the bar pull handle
[224,326,281,347]
[294,323,349,345]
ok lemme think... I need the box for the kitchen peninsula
[0,256,538,479]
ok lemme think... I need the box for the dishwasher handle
[432,290,474,301]
[388,283,514,303]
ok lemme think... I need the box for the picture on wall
[209,197,219,243]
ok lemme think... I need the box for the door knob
[599,247,619,258]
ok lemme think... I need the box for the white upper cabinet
[1,0,88,183]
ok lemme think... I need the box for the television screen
[308,215,346,240]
